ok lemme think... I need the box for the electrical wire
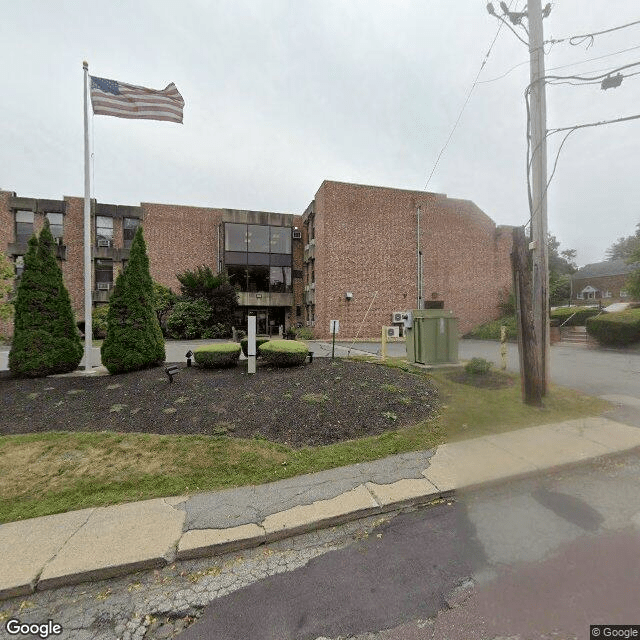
[422,1,516,191]
[546,18,640,48]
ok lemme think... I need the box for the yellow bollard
[500,325,507,370]
[381,326,388,360]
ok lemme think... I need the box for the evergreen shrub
[240,337,270,357]
[194,342,241,368]
[9,222,83,377]
[259,339,308,367]
[92,305,109,339]
[586,309,640,346]
[101,227,165,374]
[465,357,492,375]
[550,307,599,326]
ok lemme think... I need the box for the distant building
[1,180,514,339]
[571,259,637,304]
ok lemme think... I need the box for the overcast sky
[3,1,640,266]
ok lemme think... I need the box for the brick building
[571,259,637,304]
[1,180,513,339]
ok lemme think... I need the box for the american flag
[90,76,184,123]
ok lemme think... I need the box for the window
[15,210,34,243]
[296,306,301,317]
[621,290,629,298]
[247,266,269,292]
[123,217,140,248]
[603,291,612,298]
[95,259,113,289]
[14,256,24,277]
[269,266,292,293]
[247,225,270,253]
[96,216,114,245]
[45,212,63,239]
[270,227,291,254]
[227,265,247,290]
[225,224,247,252]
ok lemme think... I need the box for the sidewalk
[2,416,640,600]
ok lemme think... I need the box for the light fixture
[346,292,353,300]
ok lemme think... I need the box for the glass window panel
[270,227,291,254]
[95,259,113,283]
[225,223,247,251]
[123,217,140,248]
[227,265,248,291]
[247,266,269,292]
[247,225,269,253]
[270,253,291,267]
[46,212,64,238]
[96,216,114,240]
[269,266,292,293]
[225,251,248,265]
[247,252,270,266]
[15,210,34,223]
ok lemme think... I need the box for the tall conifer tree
[9,221,82,376]
[101,226,165,374]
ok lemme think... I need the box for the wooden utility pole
[527,0,550,395]
[512,226,543,406]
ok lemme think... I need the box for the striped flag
[90,76,184,123]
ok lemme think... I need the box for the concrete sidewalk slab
[37,498,185,591]
[422,438,539,491]
[0,508,94,599]
[365,478,443,508]
[550,417,640,451]
[261,485,380,542]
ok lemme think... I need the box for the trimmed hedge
[586,309,640,346]
[550,307,599,326]
[239,337,270,357]
[259,339,309,367]
[194,342,241,368]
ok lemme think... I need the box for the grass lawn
[0,358,608,523]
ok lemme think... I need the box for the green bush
[166,300,212,339]
[92,305,109,339]
[464,316,516,341]
[465,357,492,375]
[202,323,232,339]
[101,227,165,375]
[9,222,82,377]
[550,307,599,326]
[295,327,315,340]
[259,339,309,367]
[586,309,640,346]
[240,337,270,357]
[194,342,241,368]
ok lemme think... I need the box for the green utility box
[405,309,458,365]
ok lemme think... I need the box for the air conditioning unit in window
[56,237,64,246]
[292,230,302,239]
[392,311,405,324]
[97,239,111,247]
[97,283,111,291]
[386,326,400,339]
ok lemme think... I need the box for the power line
[422,1,515,190]
[546,18,640,48]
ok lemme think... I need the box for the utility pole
[528,0,550,395]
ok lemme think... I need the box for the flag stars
[91,76,120,95]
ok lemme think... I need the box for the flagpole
[82,61,93,370]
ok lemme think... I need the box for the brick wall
[310,181,513,339]
[572,273,633,303]
[0,191,13,338]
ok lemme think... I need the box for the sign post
[247,315,257,375]
[330,320,339,359]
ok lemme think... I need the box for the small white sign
[330,320,340,334]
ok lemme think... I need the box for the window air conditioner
[97,283,111,291]
[392,312,404,324]
[386,326,400,338]
[97,239,111,247]
[56,237,64,246]
[292,230,302,239]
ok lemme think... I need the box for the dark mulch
[0,360,439,448]
[446,370,515,390]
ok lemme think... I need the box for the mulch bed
[446,370,515,389]
[0,360,439,448]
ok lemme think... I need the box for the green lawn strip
[0,362,609,523]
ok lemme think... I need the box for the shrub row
[240,337,271,357]
[586,309,640,346]
[464,316,517,341]
[194,339,309,368]
[550,307,599,326]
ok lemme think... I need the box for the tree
[625,243,640,300]
[547,234,577,306]
[9,221,82,376]
[152,281,177,334]
[176,265,237,333]
[101,227,165,374]
[0,252,14,322]
[605,223,640,261]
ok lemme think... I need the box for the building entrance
[241,308,287,336]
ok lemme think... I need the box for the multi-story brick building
[1,180,513,340]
